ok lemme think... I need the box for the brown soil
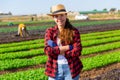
[0,23,120,44]
[80,63,120,80]
[80,48,120,80]
[0,23,120,80]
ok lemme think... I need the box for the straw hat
[47,4,68,16]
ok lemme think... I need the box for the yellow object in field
[19,24,26,28]
[18,23,28,37]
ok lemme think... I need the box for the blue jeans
[48,64,80,80]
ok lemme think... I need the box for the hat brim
[47,12,68,16]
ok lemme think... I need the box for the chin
[58,23,65,27]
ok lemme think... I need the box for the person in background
[17,23,29,37]
[44,4,83,80]
[31,16,34,21]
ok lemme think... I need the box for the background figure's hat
[47,4,68,16]
[18,23,25,27]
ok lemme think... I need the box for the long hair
[58,18,74,44]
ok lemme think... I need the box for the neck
[58,25,64,33]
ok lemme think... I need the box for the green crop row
[0,29,120,49]
[0,20,54,26]
[1,19,120,33]
[82,50,120,70]
[0,68,48,80]
[0,56,47,70]
[1,34,120,51]
[0,43,44,54]
[81,29,120,37]
[1,37,120,60]
[2,35,120,54]
[0,49,120,80]
[73,19,120,27]
[0,39,44,48]
[0,49,44,60]
[1,41,120,70]
[82,41,120,55]
[1,19,120,26]
[81,30,120,41]
[0,29,120,50]
[82,36,120,47]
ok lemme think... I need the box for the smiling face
[53,13,67,28]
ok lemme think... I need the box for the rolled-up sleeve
[44,28,60,59]
[65,29,82,57]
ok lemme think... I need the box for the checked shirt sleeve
[44,28,60,59]
[65,29,82,57]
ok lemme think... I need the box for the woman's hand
[47,40,73,55]
[59,45,73,55]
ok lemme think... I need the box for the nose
[57,15,62,20]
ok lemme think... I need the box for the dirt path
[81,63,120,80]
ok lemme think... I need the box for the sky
[0,0,120,15]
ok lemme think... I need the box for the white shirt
[57,37,68,64]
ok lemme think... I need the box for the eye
[60,14,64,17]
[53,15,58,18]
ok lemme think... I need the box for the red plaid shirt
[44,25,83,78]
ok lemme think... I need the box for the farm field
[0,20,120,80]
[1,20,120,44]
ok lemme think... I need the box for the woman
[44,4,83,80]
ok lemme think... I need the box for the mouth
[58,20,64,23]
